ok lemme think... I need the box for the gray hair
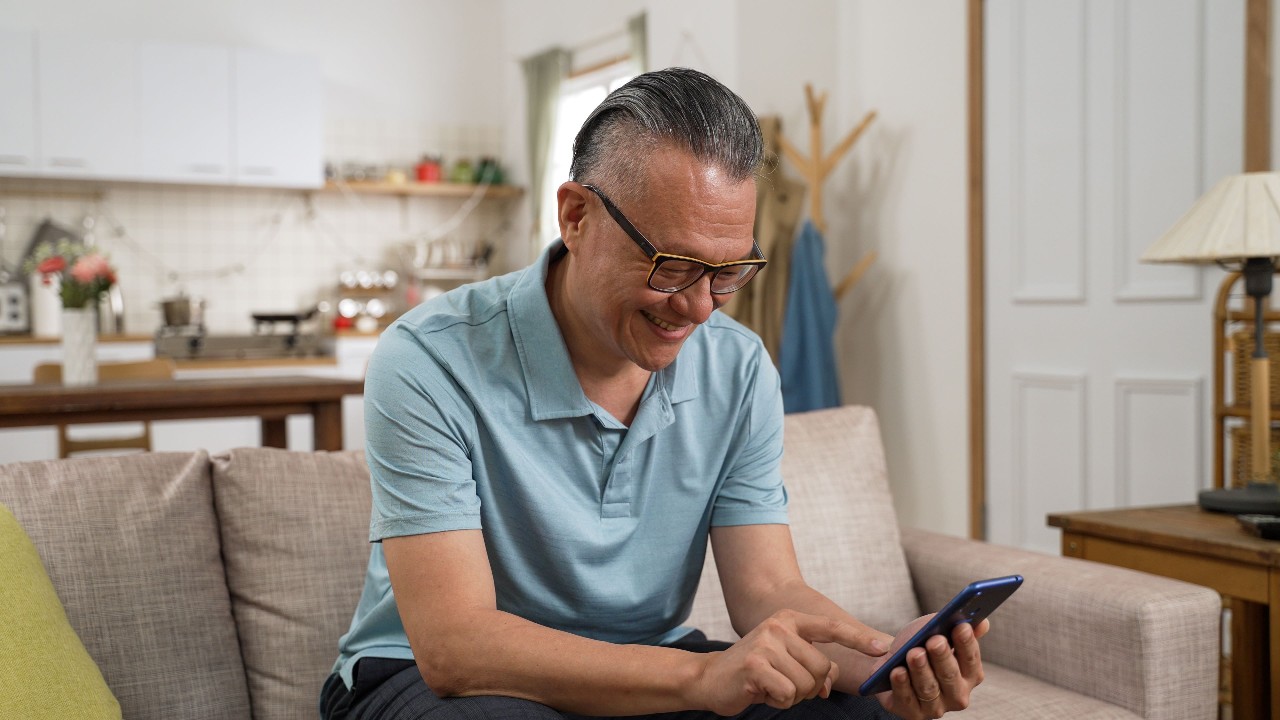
[569,67,763,198]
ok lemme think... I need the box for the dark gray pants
[320,632,899,720]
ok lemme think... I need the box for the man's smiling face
[561,145,758,373]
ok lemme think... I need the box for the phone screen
[857,575,1023,696]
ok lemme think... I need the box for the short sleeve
[363,325,483,541]
[710,344,788,527]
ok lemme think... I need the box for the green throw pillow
[0,502,121,719]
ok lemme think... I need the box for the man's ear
[556,182,589,252]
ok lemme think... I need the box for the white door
[984,0,1243,553]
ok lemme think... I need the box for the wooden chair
[32,358,178,458]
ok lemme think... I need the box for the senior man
[322,67,988,720]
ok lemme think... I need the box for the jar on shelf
[476,157,504,185]
[449,159,475,183]
[415,155,442,183]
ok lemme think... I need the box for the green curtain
[522,47,571,249]
[627,13,648,74]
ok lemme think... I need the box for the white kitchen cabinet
[0,29,37,177]
[233,48,323,188]
[36,32,140,179]
[0,35,322,189]
[139,42,232,184]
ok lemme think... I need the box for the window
[539,64,634,246]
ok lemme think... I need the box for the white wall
[499,0,971,536]
[736,0,839,148]
[831,1,970,535]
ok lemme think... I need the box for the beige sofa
[0,406,1220,719]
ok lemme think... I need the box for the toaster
[0,276,29,333]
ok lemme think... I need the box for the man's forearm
[410,607,711,715]
[386,530,722,714]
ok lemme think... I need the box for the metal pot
[159,295,206,328]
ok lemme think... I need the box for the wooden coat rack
[778,84,878,300]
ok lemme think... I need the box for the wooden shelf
[413,266,487,282]
[321,181,523,199]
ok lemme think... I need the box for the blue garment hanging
[779,219,841,413]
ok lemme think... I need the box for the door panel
[984,0,1242,553]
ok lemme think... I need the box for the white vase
[29,273,62,338]
[60,307,98,386]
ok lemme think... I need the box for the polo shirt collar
[659,345,699,405]
[509,241,592,420]
[509,240,700,421]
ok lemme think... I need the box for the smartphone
[857,575,1023,696]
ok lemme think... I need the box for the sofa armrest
[899,528,1219,720]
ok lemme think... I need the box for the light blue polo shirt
[333,241,787,688]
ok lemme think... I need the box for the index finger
[791,613,892,656]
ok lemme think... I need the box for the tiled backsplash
[0,120,512,335]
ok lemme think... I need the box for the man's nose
[668,273,717,324]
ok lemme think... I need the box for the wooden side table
[1048,505,1279,720]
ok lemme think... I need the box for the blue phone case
[857,575,1023,696]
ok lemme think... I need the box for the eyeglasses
[581,184,767,295]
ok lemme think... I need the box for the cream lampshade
[1143,171,1280,514]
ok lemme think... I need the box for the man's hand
[689,609,891,716]
[873,615,990,720]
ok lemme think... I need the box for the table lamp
[1142,171,1280,514]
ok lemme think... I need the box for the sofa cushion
[688,406,920,639]
[0,452,251,720]
[0,501,121,720]
[211,448,372,720]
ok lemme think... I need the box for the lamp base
[1198,483,1280,515]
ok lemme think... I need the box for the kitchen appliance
[0,207,27,333]
[251,304,323,336]
[154,328,333,361]
[159,294,205,330]
[98,285,125,335]
[0,273,28,333]
[155,306,333,361]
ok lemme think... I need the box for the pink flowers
[70,254,116,285]
[25,243,118,309]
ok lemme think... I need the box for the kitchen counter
[0,333,155,345]
[0,334,342,370]
[172,357,337,371]
[4,329,388,344]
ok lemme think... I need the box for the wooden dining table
[0,375,365,451]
